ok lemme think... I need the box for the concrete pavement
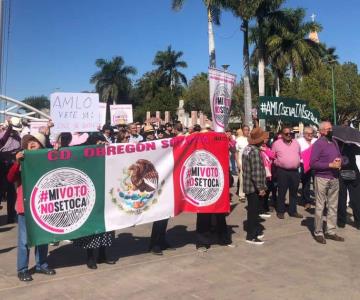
[1,186,360,300]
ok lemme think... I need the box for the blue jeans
[17,214,49,272]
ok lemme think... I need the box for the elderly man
[128,123,143,143]
[297,126,317,209]
[272,126,302,219]
[310,121,344,244]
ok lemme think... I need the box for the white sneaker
[246,238,264,245]
[259,213,271,218]
[257,234,264,239]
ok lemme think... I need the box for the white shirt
[236,136,248,156]
[297,136,317,152]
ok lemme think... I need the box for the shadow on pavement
[301,217,315,235]
[0,225,15,233]
[0,246,16,254]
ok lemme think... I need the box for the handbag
[340,169,356,181]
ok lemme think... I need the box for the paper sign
[50,92,99,132]
[99,103,107,127]
[110,104,133,125]
[29,120,49,135]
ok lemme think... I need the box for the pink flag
[301,146,313,173]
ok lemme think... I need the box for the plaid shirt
[242,145,267,194]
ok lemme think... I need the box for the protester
[128,123,144,143]
[297,126,317,209]
[174,122,184,136]
[0,118,22,223]
[259,132,275,218]
[235,126,249,201]
[226,128,237,176]
[102,124,114,144]
[337,142,360,229]
[7,133,56,281]
[74,134,116,269]
[242,127,268,245]
[310,121,344,244]
[163,123,175,138]
[272,126,303,219]
[116,129,130,143]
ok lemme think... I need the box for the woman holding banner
[7,133,56,282]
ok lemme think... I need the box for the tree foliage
[281,62,360,124]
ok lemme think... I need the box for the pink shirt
[272,139,301,170]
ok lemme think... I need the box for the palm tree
[226,0,262,127]
[153,45,188,89]
[321,45,339,64]
[172,0,225,68]
[267,9,324,80]
[90,56,137,105]
[251,0,285,96]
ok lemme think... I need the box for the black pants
[301,166,313,205]
[149,219,169,249]
[196,213,230,247]
[246,193,261,240]
[338,177,360,226]
[5,183,16,223]
[276,168,300,215]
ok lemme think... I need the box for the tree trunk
[258,18,265,97]
[258,58,265,96]
[242,20,252,127]
[274,70,280,97]
[208,8,216,68]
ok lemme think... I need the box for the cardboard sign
[110,104,133,125]
[50,93,99,132]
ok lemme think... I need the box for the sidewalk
[1,186,360,300]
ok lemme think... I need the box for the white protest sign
[99,102,107,127]
[110,104,133,125]
[50,93,99,132]
[29,120,49,135]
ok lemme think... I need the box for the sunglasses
[283,132,292,136]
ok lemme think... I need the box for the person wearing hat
[7,133,56,281]
[242,127,268,245]
[143,124,156,141]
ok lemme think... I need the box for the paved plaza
[1,183,360,300]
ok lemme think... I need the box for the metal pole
[331,65,337,125]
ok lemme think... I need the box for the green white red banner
[22,133,230,246]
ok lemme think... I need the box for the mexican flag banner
[22,132,230,246]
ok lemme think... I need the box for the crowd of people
[0,117,359,282]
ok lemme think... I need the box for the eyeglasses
[283,132,292,136]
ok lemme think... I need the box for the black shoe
[277,213,285,219]
[35,266,56,275]
[325,234,345,242]
[97,257,116,264]
[289,212,303,219]
[86,259,98,269]
[150,246,163,256]
[18,270,33,282]
[314,235,326,244]
[337,222,346,228]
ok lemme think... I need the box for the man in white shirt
[235,125,250,201]
[297,126,317,209]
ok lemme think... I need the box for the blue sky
[5,0,360,100]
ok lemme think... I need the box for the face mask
[326,131,333,140]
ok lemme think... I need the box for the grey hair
[303,126,314,133]
[319,121,331,130]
